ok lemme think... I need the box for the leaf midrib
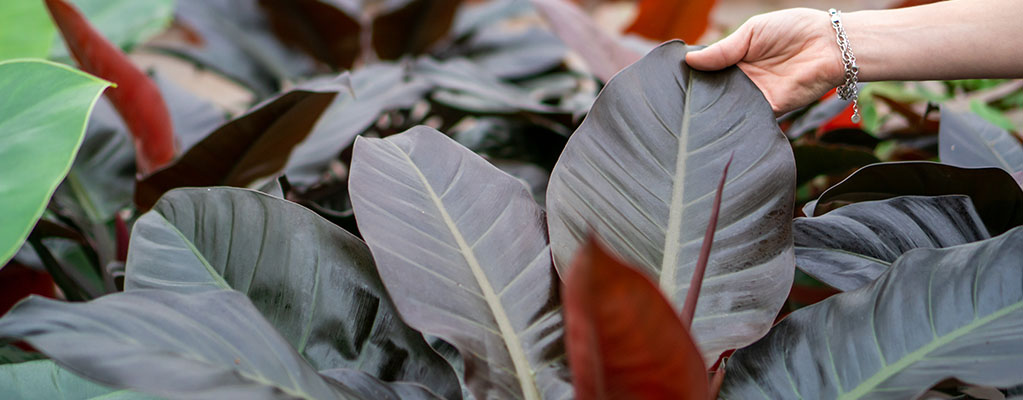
[659,70,694,300]
[838,298,1023,399]
[388,140,541,400]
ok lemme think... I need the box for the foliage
[1,1,1022,400]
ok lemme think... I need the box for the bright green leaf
[0,1,56,60]
[0,59,110,268]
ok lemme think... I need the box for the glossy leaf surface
[939,107,1023,174]
[349,126,572,400]
[45,0,176,174]
[0,60,109,268]
[805,161,1023,235]
[564,238,708,400]
[546,40,796,364]
[0,360,157,400]
[134,89,338,210]
[795,195,989,291]
[125,187,459,399]
[0,290,356,400]
[722,227,1023,400]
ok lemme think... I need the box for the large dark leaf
[155,0,319,97]
[564,237,709,399]
[795,195,989,291]
[545,40,795,363]
[0,360,157,399]
[259,0,360,70]
[0,290,357,399]
[721,227,1023,400]
[371,0,462,59]
[125,187,460,399]
[939,107,1023,174]
[804,161,1023,235]
[135,89,338,210]
[349,126,572,400]
[793,142,879,186]
[285,63,432,186]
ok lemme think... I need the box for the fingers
[685,22,753,71]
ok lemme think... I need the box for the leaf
[0,60,110,268]
[372,0,462,59]
[414,57,558,114]
[939,106,1023,174]
[50,0,176,60]
[626,0,716,44]
[530,0,642,82]
[45,0,176,174]
[154,0,319,97]
[545,40,796,364]
[0,263,56,314]
[125,187,460,399]
[564,237,709,399]
[0,343,45,365]
[795,195,990,291]
[349,126,572,400]
[320,369,444,400]
[0,360,161,400]
[0,290,359,400]
[462,27,566,80]
[0,0,55,60]
[258,0,361,69]
[134,89,338,211]
[721,227,1023,400]
[805,161,1023,235]
[793,142,880,186]
[286,64,432,186]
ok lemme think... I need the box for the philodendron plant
[3,40,1023,400]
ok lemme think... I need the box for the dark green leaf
[0,290,359,399]
[0,360,160,400]
[349,126,572,400]
[545,40,795,363]
[939,106,1023,174]
[805,161,1023,235]
[722,227,1023,400]
[0,60,110,268]
[0,343,45,365]
[125,187,459,399]
[795,195,989,291]
[135,89,338,211]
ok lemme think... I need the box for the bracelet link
[828,8,861,123]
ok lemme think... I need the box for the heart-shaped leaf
[795,195,989,291]
[804,161,1023,235]
[0,290,357,399]
[134,89,338,210]
[125,187,459,399]
[0,59,110,268]
[0,360,157,400]
[545,40,796,364]
[349,126,572,400]
[939,106,1023,174]
[721,227,1023,400]
[564,237,709,399]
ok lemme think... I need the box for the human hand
[686,8,845,115]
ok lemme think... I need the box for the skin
[685,0,1023,114]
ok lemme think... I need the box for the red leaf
[563,237,709,400]
[625,0,717,44]
[45,0,176,175]
[0,264,55,315]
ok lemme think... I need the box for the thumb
[685,24,752,71]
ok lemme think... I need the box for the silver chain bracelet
[828,8,861,123]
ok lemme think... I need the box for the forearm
[843,0,1023,82]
